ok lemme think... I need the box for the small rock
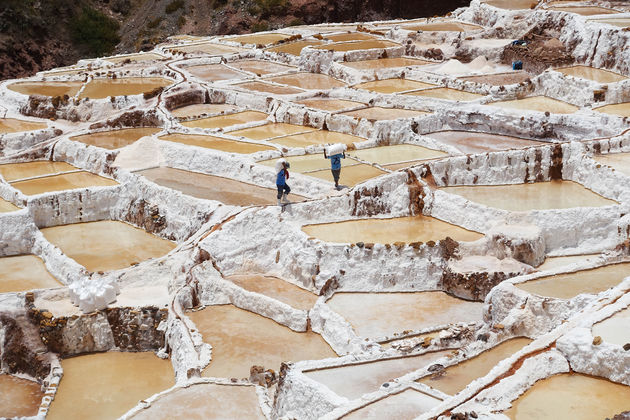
[493,323,504,330]
[428,363,444,372]
[41,311,54,320]
[470,411,478,419]
[382,382,389,388]
[592,336,602,346]
[623,343,630,351]
[477,333,489,342]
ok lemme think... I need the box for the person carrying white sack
[324,143,346,189]
[275,158,291,205]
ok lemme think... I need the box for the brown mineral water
[70,127,161,150]
[0,255,61,293]
[180,111,268,129]
[0,118,47,134]
[354,79,435,94]
[265,73,347,90]
[8,81,84,97]
[556,65,627,83]
[234,81,305,95]
[230,60,296,75]
[79,77,173,99]
[159,133,276,153]
[10,171,119,195]
[0,161,77,182]
[343,57,432,70]
[0,374,44,418]
[426,130,543,154]
[227,274,318,310]
[185,64,246,82]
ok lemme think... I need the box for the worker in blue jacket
[324,144,345,189]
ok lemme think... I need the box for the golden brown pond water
[180,111,268,129]
[185,64,246,82]
[227,274,319,310]
[488,96,578,114]
[130,383,265,420]
[266,40,325,56]
[235,81,305,95]
[105,53,164,63]
[296,98,365,112]
[0,254,61,293]
[8,81,84,97]
[270,130,365,148]
[440,180,617,211]
[324,32,377,42]
[504,373,630,420]
[0,118,47,134]
[138,167,280,206]
[516,262,630,299]
[306,350,451,400]
[266,73,347,90]
[41,220,176,272]
[556,65,627,83]
[340,107,431,120]
[459,72,532,86]
[231,123,315,140]
[405,22,483,32]
[548,6,619,15]
[354,78,435,94]
[159,133,276,153]
[70,127,161,150]
[405,87,484,101]
[418,338,532,395]
[343,389,442,419]
[0,161,77,182]
[307,164,386,186]
[482,0,538,9]
[223,33,290,45]
[170,42,244,55]
[0,374,44,418]
[260,154,337,172]
[188,305,336,378]
[327,292,483,339]
[170,103,238,118]
[591,18,630,28]
[592,307,630,346]
[230,59,296,75]
[537,254,600,271]
[303,215,483,245]
[349,144,447,165]
[79,77,173,99]
[595,152,630,176]
[344,57,432,70]
[10,171,119,195]
[594,102,630,118]
[314,40,400,52]
[0,197,19,212]
[426,130,544,154]
[47,352,175,420]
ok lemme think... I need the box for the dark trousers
[331,169,341,184]
[277,183,290,199]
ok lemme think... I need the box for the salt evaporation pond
[0,118,47,134]
[0,254,61,293]
[426,130,544,153]
[70,127,161,150]
[129,383,265,420]
[343,389,442,419]
[230,59,296,75]
[482,0,538,9]
[169,42,244,55]
[0,198,19,212]
[489,96,578,114]
[222,32,289,45]
[188,305,336,378]
[405,87,484,101]
[504,373,630,420]
[78,77,173,99]
[159,133,276,153]
[266,40,324,56]
[235,81,305,95]
[592,307,630,346]
[516,262,630,299]
[324,32,377,42]
[313,40,400,52]
[259,154,346,173]
[0,374,44,418]
[138,167,280,206]
[41,220,176,272]
[327,292,483,339]
[591,18,630,28]
[295,98,365,112]
[305,350,451,400]
[303,215,483,244]
[343,57,432,70]
[105,52,164,63]
[227,274,318,311]
[340,107,430,120]
[440,181,617,211]
[47,352,175,420]
[8,81,84,97]
[594,103,630,118]
[265,73,346,90]
[418,338,532,395]
[307,164,387,186]
[594,152,630,176]
[230,123,315,140]
[349,144,447,165]
[404,22,483,32]
[547,6,619,16]
[556,65,627,83]
[536,254,600,271]
[0,161,77,181]
[459,72,531,86]
[180,110,268,129]
[185,64,246,82]
[270,130,365,148]
[10,172,119,195]
[354,78,435,94]
[170,103,238,118]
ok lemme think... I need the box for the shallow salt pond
[159,133,275,153]
[265,40,325,56]
[269,130,365,148]
[305,350,451,400]
[296,98,365,112]
[594,153,630,176]
[327,292,483,339]
[259,154,340,172]
[404,21,483,32]
[8,81,84,97]
[488,96,578,114]
[78,77,173,99]
[105,52,164,63]
[440,180,618,211]
[303,215,483,244]
[592,307,630,346]
[340,106,430,120]
[548,6,620,16]
[0,197,19,212]
[324,32,377,42]
[504,373,630,420]
[343,57,432,70]
[353,78,435,94]
[138,167,280,206]
[482,0,538,9]
[0,118,47,134]
[426,130,544,154]
[0,255,61,293]
[591,18,630,28]
[227,274,318,310]
[169,42,244,55]
[405,87,484,101]
[170,103,238,118]
[343,389,442,419]
[70,127,161,150]
[185,64,246,82]
[10,171,119,195]
[418,338,532,395]
[222,32,290,45]
[536,254,600,271]
[349,144,447,165]
[556,65,627,83]
[129,383,265,420]
[47,352,175,420]
[265,73,346,90]
[0,374,44,418]
[307,164,387,186]
[0,161,77,182]
[188,305,336,378]
[516,262,630,299]
[459,71,531,86]
[234,81,305,95]
[41,220,176,272]
[230,123,315,140]
[594,102,630,118]
[229,59,296,76]
[180,110,268,129]
[313,39,400,52]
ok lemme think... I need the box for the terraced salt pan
[418,338,532,395]
[488,96,578,114]
[270,130,365,148]
[170,103,238,118]
[0,198,19,212]
[594,102,630,117]
[138,167,280,206]
[229,59,296,75]
[340,107,430,120]
[0,118,47,134]
[129,383,265,420]
[482,0,538,9]
[404,22,483,32]
[105,53,164,63]
[592,307,630,346]
[230,123,315,140]
[185,64,246,82]
[259,154,339,172]
[548,6,620,15]
[70,127,161,150]
[306,164,386,187]
[188,305,336,378]
[593,152,630,176]
[47,352,175,420]
[313,40,400,52]
[180,111,268,129]
[324,32,377,42]
[8,81,84,97]
[405,87,484,101]
[343,57,433,70]
[222,33,290,45]
[0,374,44,418]
[458,72,531,86]
[590,18,630,28]
[326,292,483,339]
[348,144,447,165]
[0,161,77,181]
[296,98,365,112]
[303,215,483,244]
[555,65,627,83]
[78,77,173,99]
[265,73,347,90]
[343,389,442,419]
[159,133,275,153]
[536,254,600,271]
[353,78,435,94]
[0,255,61,293]
[426,131,544,154]
[265,40,324,56]
[234,81,305,95]
[504,373,630,419]
[169,42,244,55]
[10,171,119,195]
[440,181,618,211]
[41,220,176,272]
[516,262,630,299]
[305,350,451,400]
[227,274,318,310]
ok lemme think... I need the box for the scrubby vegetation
[69,6,121,57]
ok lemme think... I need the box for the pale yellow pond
[186,64,246,82]
[265,73,346,90]
[170,103,238,118]
[159,133,275,153]
[10,172,119,195]
[8,81,84,97]
[79,77,172,99]
[349,144,447,165]
[235,81,305,95]
[556,65,627,83]
[231,123,315,140]
[594,103,630,118]
[0,198,19,213]
[0,118,47,134]
[354,78,435,94]
[70,127,161,150]
[222,33,290,45]
[0,254,61,293]
[229,59,296,75]
[307,164,387,186]
[405,87,484,101]
[227,274,319,311]
[344,57,432,70]
[313,40,400,52]
[180,111,268,129]
[0,161,77,182]
[592,307,630,346]
[170,42,244,55]
[296,98,365,112]
[488,96,578,114]
[404,22,483,32]
[340,107,430,120]
[266,40,324,56]
[548,6,619,16]
[270,130,365,148]
[482,0,539,10]
[343,389,442,419]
